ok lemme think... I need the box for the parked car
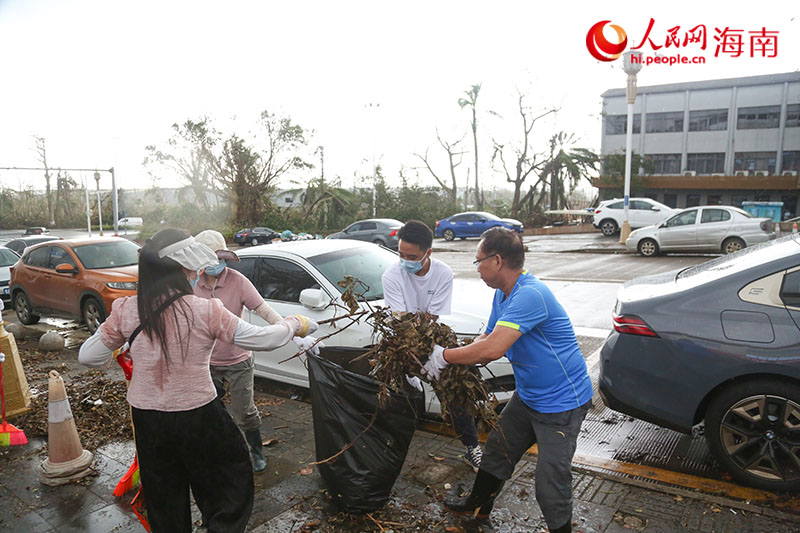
[24,227,49,235]
[9,237,139,333]
[117,217,143,227]
[593,198,677,237]
[626,206,775,256]
[326,219,403,250]
[4,236,61,256]
[599,234,800,491]
[435,212,523,241]
[227,239,515,415]
[0,246,20,303]
[233,227,280,246]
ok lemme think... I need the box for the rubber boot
[444,469,505,519]
[244,429,267,473]
[550,520,572,533]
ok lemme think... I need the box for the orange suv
[9,237,139,333]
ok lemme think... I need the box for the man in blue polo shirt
[423,227,592,533]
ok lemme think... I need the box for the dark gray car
[599,234,800,491]
[326,218,402,250]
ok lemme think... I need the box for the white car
[117,217,143,227]
[0,246,20,303]
[593,198,677,237]
[625,205,776,256]
[229,239,514,415]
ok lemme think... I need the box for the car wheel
[705,379,800,491]
[722,237,745,254]
[443,229,455,241]
[251,237,259,246]
[82,297,107,334]
[637,238,659,257]
[14,292,40,325]
[600,219,618,237]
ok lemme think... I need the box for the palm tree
[542,132,600,210]
[302,177,356,231]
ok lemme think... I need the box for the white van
[118,217,143,227]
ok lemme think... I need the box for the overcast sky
[0,0,796,194]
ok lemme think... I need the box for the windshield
[72,240,140,269]
[307,245,398,301]
[0,248,18,267]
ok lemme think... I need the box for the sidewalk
[2,383,798,532]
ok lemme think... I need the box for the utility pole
[94,171,104,236]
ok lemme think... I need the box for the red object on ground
[0,356,28,446]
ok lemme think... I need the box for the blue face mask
[399,258,424,274]
[189,276,199,288]
[205,260,226,277]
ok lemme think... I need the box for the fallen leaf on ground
[262,438,278,446]
[299,467,313,475]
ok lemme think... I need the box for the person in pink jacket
[79,228,317,533]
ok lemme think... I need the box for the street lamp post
[94,171,104,237]
[620,49,643,244]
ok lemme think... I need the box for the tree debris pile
[366,311,498,429]
[14,370,132,451]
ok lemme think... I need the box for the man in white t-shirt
[381,220,482,468]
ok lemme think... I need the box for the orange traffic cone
[40,370,94,486]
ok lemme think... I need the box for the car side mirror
[299,288,330,310]
[55,263,77,275]
[652,207,660,211]
[478,218,486,223]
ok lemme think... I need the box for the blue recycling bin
[741,201,784,222]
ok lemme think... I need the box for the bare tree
[490,94,557,218]
[414,131,466,209]
[33,136,55,226]
[143,118,218,209]
[458,83,482,208]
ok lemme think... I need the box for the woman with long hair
[79,228,318,532]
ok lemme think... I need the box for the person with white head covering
[193,229,321,473]
[78,228,318,533]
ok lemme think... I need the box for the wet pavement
[2,331,799,532]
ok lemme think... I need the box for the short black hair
[480,227,524,269]
[397,220,433,250]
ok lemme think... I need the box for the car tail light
[8,267,13,276]
[242,232,249,236]
[389,229,397,237]
[760,220,771,232]
[613,314,659,337]
[594,209,601,214]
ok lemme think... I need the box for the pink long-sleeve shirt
[98,295,240,411]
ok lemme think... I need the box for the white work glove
[405,375,423,392]
[422,345,448,381]
[293,335,323,356]
[286,315,319,337]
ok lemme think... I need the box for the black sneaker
[465,445,483,468]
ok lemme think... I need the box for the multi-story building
[597,71,800,217]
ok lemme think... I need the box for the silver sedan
[625,206,776,256]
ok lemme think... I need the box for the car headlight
[106,282,137,290]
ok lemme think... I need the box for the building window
[645,154,681,174]
[783,151,800,171]
[646,111,684,133]
[604,114,641,135]
[687,153,725,174]
[737,105,781,129]
[688,109,728,131]
[706,194,722,206]
[663,193,677,208]
[754,193,771,201]
[731,194,747,207]
[734,152,777,174]
[786,104,800,128]
[686,194,701,207]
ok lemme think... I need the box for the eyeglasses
[472,253,498,269]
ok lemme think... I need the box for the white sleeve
[427,264,453,316]
[233,318,295,350]
[382,269,407,312]
[78,330,116,368]
[253,302,283,324]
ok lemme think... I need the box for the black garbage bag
[307,347,422,514]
